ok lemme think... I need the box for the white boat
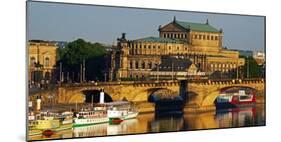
[73,101,139,126]
[106,101,139,124]
[73,108,109,127]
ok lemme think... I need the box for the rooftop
[133,36,183,44]
[175,20,220,33]
[151,57,193,71]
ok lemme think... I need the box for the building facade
[28,40,58,85]
[110,17,245,81]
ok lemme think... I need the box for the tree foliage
[58,39,109,82]
[240,55,264,78]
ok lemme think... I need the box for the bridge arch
[82,90,113,103]
[201,85,260,107]
[147,88,178,102]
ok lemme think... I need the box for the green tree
[58,39,109,82]
[240,55,263,78]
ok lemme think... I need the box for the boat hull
[215,102,256,109]
[73,117,109,127]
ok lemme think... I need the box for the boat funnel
[36,95,41,111]
[100,89,105,104]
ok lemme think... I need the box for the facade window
[199,35,202,39]
[215,36,218,40]
[45,57,50,67]
[181,34,183,38]
[207,35,210,40]
[142,62,145,69]
[148,45,151,49]
[169,46,171,50]
[164,34,166,38]
[135,61,139,69]
[177,47,179,50]
[211,36,214,40]
[129,61,133,69]
[158,46,160,49]
[178,34,180,38]
[185,47,187,50]
[153,46,156,49]
[203,35,206,40]
[144,45,146,49]
[139,45,142,49]
[195,35,198,39]
[30,57,36,66]
[148,62,152,69]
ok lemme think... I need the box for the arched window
[129,61,133,69]
[148,62,152,69]
[135,61,139,69]
[30,57,36,66]
[142,62,145,69]
[45,57,50,67]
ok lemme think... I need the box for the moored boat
[215,89,256,108]
[28,111,73,136]
[73,107,109,127]
[106,101,139,125]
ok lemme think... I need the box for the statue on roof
[117,33,127,42]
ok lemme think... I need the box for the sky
[27,1,265,52]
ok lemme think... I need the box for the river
[29,104,265,141]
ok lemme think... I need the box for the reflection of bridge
[56,79,264,107]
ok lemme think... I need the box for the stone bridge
[55,79,264,107]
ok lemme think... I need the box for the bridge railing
[59,78,264,87]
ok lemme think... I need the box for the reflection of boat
[73,118,138,137]
[215,107,256,127]
[28,111,73,136]
[216,90,256,108]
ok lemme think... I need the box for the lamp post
[247,56,250,78]
[156,63,159,82]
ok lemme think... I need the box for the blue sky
[27,1,265,52]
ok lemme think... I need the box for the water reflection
[30,105,265,140]
[73,119,138,137]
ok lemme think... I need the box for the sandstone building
[28,40,58,85]
[110,17,245,81]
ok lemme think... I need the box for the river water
[29,104,265,141]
